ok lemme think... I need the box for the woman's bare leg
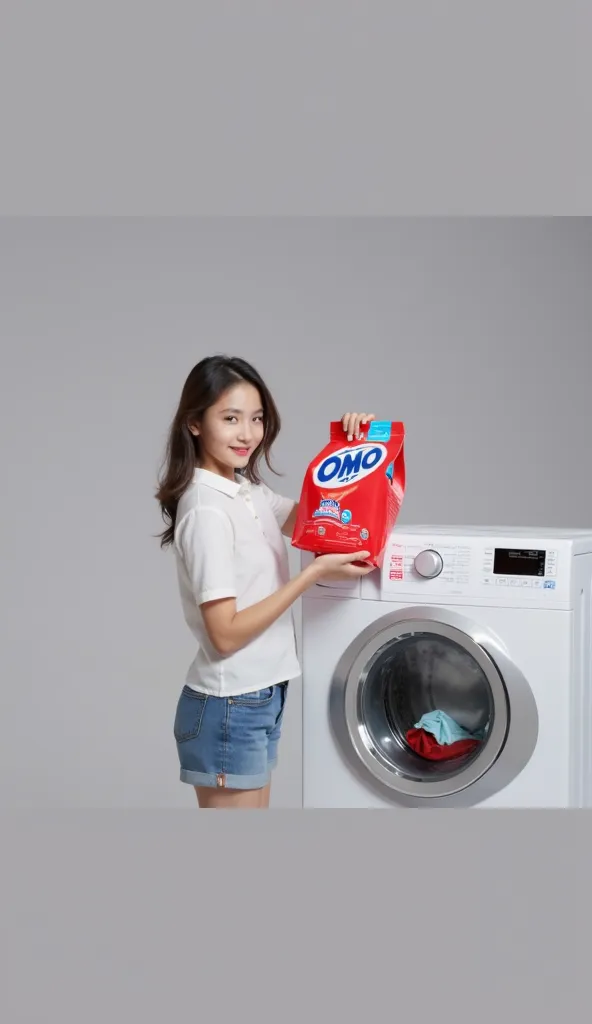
[194,786,264,809]
[259,781,272,808]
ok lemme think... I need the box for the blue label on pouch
[312,498,341,521]
[367,420,392,442]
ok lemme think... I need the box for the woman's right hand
[311,550,375,582]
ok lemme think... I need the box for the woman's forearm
[206,562,320,655]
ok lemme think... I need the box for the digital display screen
[493,549,546,577]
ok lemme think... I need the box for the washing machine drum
[370,634,491,759]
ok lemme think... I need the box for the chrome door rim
[330,605,539,804]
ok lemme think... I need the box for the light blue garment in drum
[414,709,486,745]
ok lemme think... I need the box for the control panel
[377,532,572,607]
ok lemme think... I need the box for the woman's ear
[188,423,199,436]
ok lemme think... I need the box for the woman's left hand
[341,411,376,441]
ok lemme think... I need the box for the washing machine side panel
[571,554,592,808]
[302,598,391,807]
[474,608,572,807]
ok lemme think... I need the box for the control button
[531,579,543,588]
[496,577,507,586]
[547,566,557,577]
[414,549,444,579]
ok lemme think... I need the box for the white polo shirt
[173,468,301,697]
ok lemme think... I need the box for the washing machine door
[330,605,538,806]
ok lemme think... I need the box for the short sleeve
[259,482,296,528]
[175,507,237,606]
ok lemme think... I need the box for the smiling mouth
[230,447,250,456]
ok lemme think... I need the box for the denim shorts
[174,682,289,790]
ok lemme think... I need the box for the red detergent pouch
[291,420,405,568]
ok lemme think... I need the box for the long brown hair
[155,355,281,548]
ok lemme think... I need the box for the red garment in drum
[406,728,481,761]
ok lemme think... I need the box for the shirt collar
[193,467,249,497]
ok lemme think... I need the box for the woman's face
[190,382,266,479]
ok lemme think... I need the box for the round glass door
[337,614,522,801]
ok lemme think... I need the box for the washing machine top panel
[359,525,592,610]
[298,526,592,608]
[395,525,592,552]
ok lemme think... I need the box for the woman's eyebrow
[221,407,264,415]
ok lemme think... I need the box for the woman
[156,354,375,809]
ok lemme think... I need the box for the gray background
[1,217,591,809]
[1,1,590,215]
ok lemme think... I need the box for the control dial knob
[414,548,444,579]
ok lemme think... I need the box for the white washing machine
[301,526,592,808]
